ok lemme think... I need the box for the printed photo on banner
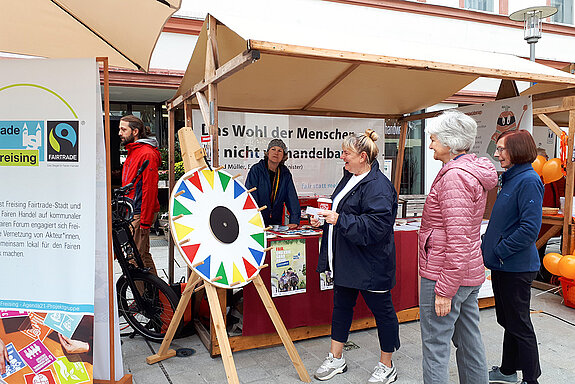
[192,111,385,196]
[0,311,93,384]
[270,239,307,297]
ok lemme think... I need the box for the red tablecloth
[242,229,419,336]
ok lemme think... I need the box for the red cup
[317,198,332,211]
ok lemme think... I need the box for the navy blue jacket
[317,160,397,291]
[482,163,544,272]
[245,159,301,226]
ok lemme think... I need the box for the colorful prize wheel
[169,167,267,289]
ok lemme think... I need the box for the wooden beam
[184,101,193,127]
[206,14,219,168]
[205,284,239,384]
[536,225,562,249]
[533,105,575,115]
[563,109,575,254]
[196,91,211,128]
[252,275,311,382]
[537,113,564,137]
[249,40,575,85]
[400,110,443,122]
[210,105,401,119]
[393,121,408,194]
[302,63,360,110]
[168,108,176,283]
[169,49,260,109]
[530,87,575,102]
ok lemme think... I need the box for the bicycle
[111,160,181,342]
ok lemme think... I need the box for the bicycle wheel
[116,271,181,342]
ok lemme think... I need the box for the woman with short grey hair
[418,110,498,383]
[426,109,477,154]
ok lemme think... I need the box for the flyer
[270,239,307,297]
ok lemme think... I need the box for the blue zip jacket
[482,162,544,272]
[245,159,301,226]
[316,160,397,291]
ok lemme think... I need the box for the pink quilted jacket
[418,153,498,298]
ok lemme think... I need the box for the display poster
[192,111,385,196]
[478,268,494,299]
[317,236,334,290]
[0,59,101,383]
[458,95,533,171]
[270,239,307,297]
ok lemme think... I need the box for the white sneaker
[314,352,347,381]
[367,361,397,384]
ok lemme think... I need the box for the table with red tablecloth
[242,229,419,336]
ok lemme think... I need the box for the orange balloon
[558,255,575,279]
[541,158,563,184]
[531,155,546,176]
[543,252,563,276]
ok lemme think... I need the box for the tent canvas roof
[175,3,575,117]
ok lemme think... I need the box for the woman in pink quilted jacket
[418,110,498,384]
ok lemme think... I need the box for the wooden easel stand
[147,271,311,383]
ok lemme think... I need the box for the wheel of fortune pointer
[169,167,267,289]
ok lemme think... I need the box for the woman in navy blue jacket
[312,130,399,383]
[245,139,300,228]
[482,130,544,384]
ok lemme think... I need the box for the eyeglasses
[495,147,506,154]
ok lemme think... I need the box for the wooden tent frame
[157,14,575,366]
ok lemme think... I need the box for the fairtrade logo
[49,123,77,152]
[47,121,78,162]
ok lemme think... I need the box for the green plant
[158,140,183,181]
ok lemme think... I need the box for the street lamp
[509,6,558,61]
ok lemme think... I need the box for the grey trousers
[419,277,488,384]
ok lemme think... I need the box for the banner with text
[458,95,533,171]
[192,111,385,197]
[0,59,99,383]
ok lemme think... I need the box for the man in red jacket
[119,115,161,275]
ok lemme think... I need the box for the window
[464,0,494,12]
[551,0,574,25]
[384,118,425,195]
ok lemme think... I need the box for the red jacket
[122,139,161,229]
[418,154,498,298]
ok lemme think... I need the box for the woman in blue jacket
[312,130,399,383]
[482,130,544,384]
[245,139,300,228]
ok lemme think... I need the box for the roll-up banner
[0,58,118,383]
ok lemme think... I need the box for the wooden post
[393,120,408,194]
[563,109,575,254]
[206,14,219,167]
[184,101,194,127]
[95,57,132,384]
[168,108,176,284]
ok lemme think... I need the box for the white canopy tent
[173,3,575,117]
[165,2,575,359]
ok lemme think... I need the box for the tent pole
[96,56,132,384]
[168,107,176,284]
[206,14,220,167]
[563,107,575,254]
[393,120,408,194]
